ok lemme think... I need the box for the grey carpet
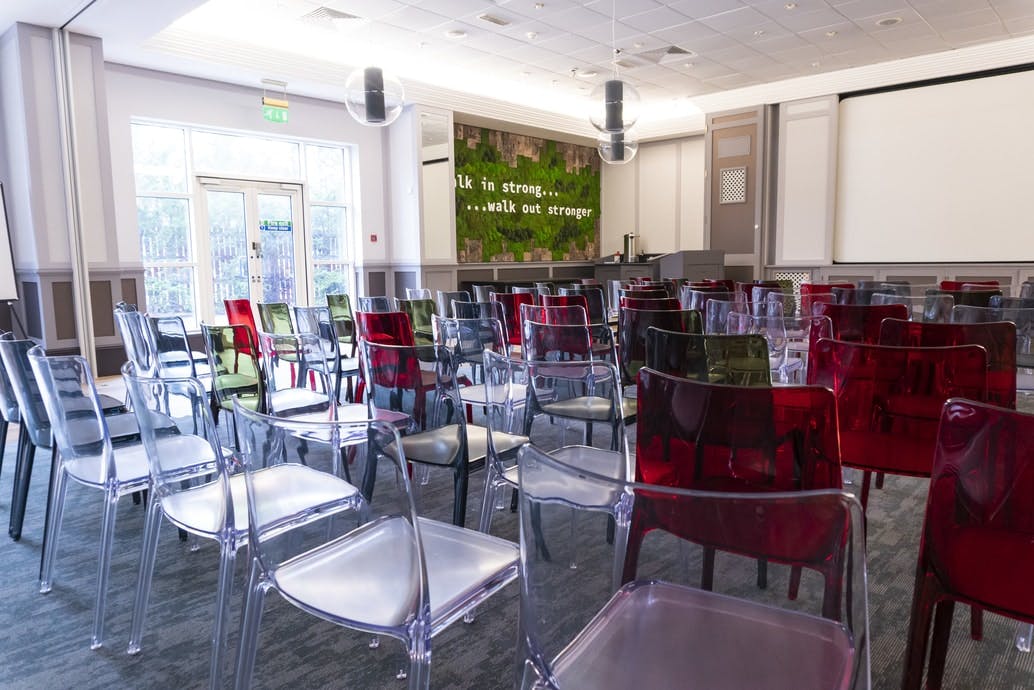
[0,390,1033,689]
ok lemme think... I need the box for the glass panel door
[196,179,305,322]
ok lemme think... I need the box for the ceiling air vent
[300,6,364,28]
[477,13,511,26]
[636,45,698,65]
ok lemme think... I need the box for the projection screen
[834,68,1034,263]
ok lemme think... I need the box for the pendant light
[592,0,639,163]
[345,66,405,127]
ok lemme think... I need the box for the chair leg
[701,547,716,591]
[127,496,164,655]
[208,540,236,690]
[902,571,941,690]
[875,472,885,489]
[234,560,269,690]
[927,599,956,690]
[478,468,498,533]
[788,566,803,600]
[0,419,8,480]
[452,466,469,527]
[91,489,121,649]
[969,605,983,640]
[8,432,35,540]
[39,465,69,593]
[407,624,432,690]
[756,558,768,589]
[39,445,60,578]
[859,470,873,513]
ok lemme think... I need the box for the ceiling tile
[993,0,1034,21]
[323,0,405,20]
[698,6,770,31]
[925,8,1002,32]
[774,7,847,31]
[568,43,621,63]
[679,58,739,78]
[833,0,910,21]
[667,0,749,20]
[647,20,722,44]
[413,0,493,20]
[879,34,951,56]
[872,19,939,43]
[940,22,1010,43]
[769,43,824,63]
[383,5,452,31]
[574,19,644,43]
[622,6,693,32]
[533,32,599,53]
[722,18,796,42]
[464,31,530,53]
[536,4,612,30]
[680,32,747,53]
[911,0,991,19]
[752,32,811,51]
[503,0,583,18]
[705,72,761,87]
[1006,14,1034,32]
[751,0,834,19]
[615,0,666,18]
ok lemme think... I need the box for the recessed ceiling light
[876,16,903,27]
[534,2,544,8]
[574,68,598,78]
[526,31,538,39]
[520,71,531,78]
[418,41,428,48]
[753,29,765,37]
[784,2,797,8]
[633,41,644,48]
[811,61,821,68]
[445,29,467,39]
[825,30,838,37]
[683,62,695,68]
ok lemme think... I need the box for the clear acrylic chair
[358,295,393,312]
[28,348,153,650]
[295,305,360,403]
[405,287,432,300]
[480,352,629,540]
[704,297,749,335]
[232,406,520,689]
[517,444,870,690]
[122,367,366,689]
[436,290,471,317]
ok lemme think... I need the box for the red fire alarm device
[370,234,378,243]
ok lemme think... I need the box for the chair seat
[274,516,517,632]
[465,424,527,462]
[339,356,360,375]
[270,388,331,416]
[553,581,854,690]
[541,396,612,422]
[459,383,528,407]
[65,434,217,489]
[514,445,626,507]
[163,463,361,537]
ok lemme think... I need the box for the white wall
[601,135,706,257]
[104,63,391,266]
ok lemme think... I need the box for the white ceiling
[6,0,1034,138]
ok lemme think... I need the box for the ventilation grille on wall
[719,166,747,204]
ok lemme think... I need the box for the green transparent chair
[396,297,438,345]
[201,323,264,444]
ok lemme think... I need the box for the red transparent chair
[355,311,415,346]
[939,279,999,290]
[903,399,1034,690]
[810,302,909,346]
[643,328,772,386]
[617,308,702,386]
[513,286,543,304]
[807,339,989,511]
[521,302,588,326]
[800,289,841,317]
[491,291,535,352]
[878,318,1016,409]
[635,367,841,597]
[232,407,518,689]
[619,296,681,310]
[618,288,667,301]
[224,298,261,360]
[541,294,588,313]
[518,443,869,690]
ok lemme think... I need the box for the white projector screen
[835,69,1034,263]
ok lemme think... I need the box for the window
[131,122,356,327]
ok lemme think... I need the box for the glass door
[196,178,306,321]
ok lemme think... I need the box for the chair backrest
[990,295,1034,309]
[122,364,227,518]
[256,331,336,415]
[224,299,260,355]
[939,279,999,291]
[294,305,341,368]
[523,357,627,441]
[0,332,20,423]
[807,339,989,479]
[325,293,357,347]
[512,286,542,304]
[541,294,588,315]
[811,302,909,346]
[619,288,667,301]
[355,311,415,346]
[436,290,471,318]
[637,366,841,490]
[472,284,495,302]
[201,323,264,413]
[520,303,588,327]
[0,337,51,447]
[257,302,294,334]
[357,296,392,313]
[1021,281,1034,299]
[703,298,749,335]
[830,286,880,306]
[558,286,607,323]
[405,287,431,300]
[517,443,869,690]
[432,315,508,362]
[643,328,771,386]
[115,308,159,376]
[149,315,199,378]
[922,399,1034,612]
[29,349,116,485]
[618,308,702,384]
[395,298,437,345]
[533,282,555,295]
[521,320,595,362]
[870,292,954,323]
[878,318,1016,408]
[619,296,681,310]
[233,405,424,628]
[680,287,733,313]
[451,300,505,322]
[951,304,1034,368]
[926,287,1001,308]
[482,351,531,467]
[751,286,797,317]
[491,292,535,347]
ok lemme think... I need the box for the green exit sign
[263,104,288,123]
